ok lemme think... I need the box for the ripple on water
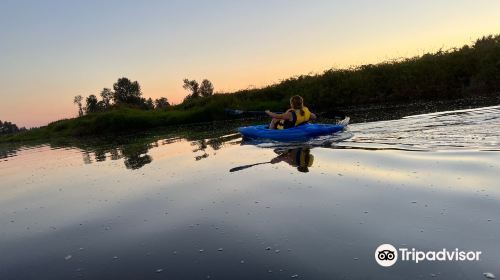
[340,105,500,151]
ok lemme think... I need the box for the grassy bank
[0,106,225,142]
[2,35,500,143]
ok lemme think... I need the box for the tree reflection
[192,140,209,161]
[78,141,154,169]
[109,148,122,160]
[75,132,238,169]
[0,145,18,160]
[82,151,92,164]
[2,125,241,170]
[94,148,107,162]
[122,143,153,170]
[191,134,237,161]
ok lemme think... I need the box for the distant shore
[1,95,498,144]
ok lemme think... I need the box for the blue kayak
[238,123,345,141]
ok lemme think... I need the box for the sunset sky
[1,0,500,128]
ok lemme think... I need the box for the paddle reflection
[230,146,315,173]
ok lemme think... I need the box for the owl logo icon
[375,244,398,267]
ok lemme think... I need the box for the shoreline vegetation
[2,34,500,143]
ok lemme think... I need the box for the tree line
[0,120,25,135]
[192,34,500,112]
[74,77,214,116]
[73,77,169,116]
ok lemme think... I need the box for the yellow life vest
[276,106,311,129]
[291,147,314,168]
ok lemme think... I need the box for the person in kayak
[265,95,317,129]
[270,147,314,172]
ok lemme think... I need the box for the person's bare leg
[269,118,279,129]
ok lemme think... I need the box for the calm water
[1,106,500,279]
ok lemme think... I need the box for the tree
[154,97,170,109]
[182,79,200,100]
[199,79,214,97]
[112,77,142,105]
[73,95,83,117]
[145,98,154,110]
[85,95,100,114]
[182,79,214,101]
[100,88,113,108]
[0,120,19,135]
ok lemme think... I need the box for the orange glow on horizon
[5,31,495,129]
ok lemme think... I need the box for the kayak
[238,123,345,141]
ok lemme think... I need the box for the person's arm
[265,110,292,121]
[310,112,317,120]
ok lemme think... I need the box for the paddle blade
[229,165,254,172]
[229,161,271,172]
[224,108,245,116]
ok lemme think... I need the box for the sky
[1,0,500,128]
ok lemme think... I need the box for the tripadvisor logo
[375,244,482,267]
[375,244,398,267]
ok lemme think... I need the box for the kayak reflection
[230,147,314,173]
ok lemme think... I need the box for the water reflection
[271,147,314,172]
[2,104,499,171]
[122,143,154,170]
[192,134,239,161]
[192,140,209,161]
[63,131,241,169]
[1,109,500,280]
[79,141,155,169]
[0,144,19,160]
[230,147,315,173]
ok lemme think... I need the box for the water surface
[1,106,499,279]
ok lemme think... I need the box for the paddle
[224,109,283,116]
[224,108,348,121]
[229,161,271,172]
